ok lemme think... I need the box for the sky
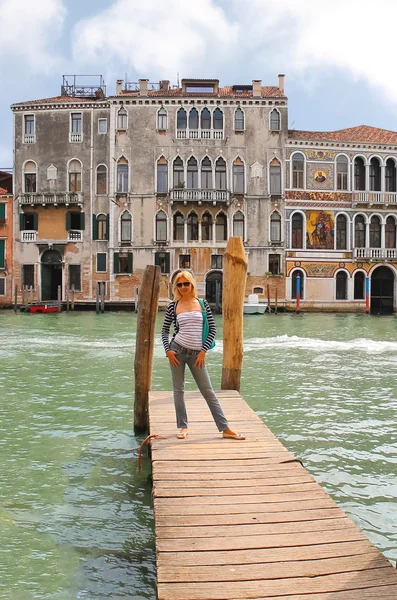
[2,0,397,169]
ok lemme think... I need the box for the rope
[136,433,167,474]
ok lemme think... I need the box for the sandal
[177,429,188,439]
[222,432,245,440]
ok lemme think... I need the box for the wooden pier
[149,390,397,600]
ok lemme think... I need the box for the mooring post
[134,265,161,432]
[24,286,28,309]
[221,237,248,391]
[66,288,70,312]
[267,284,271,313]
[135,286,139,313]
[296,275,301,313]
[101,282,105,313]
[71,285,75,311]
[29,285,33,306]
[57,285,61,312]
[96,283,100,314]
[14,284,18,313]
[365,276,370,314]
[275,288,278,314]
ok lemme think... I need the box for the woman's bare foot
[222,428,245,440]
[177,428,188,439]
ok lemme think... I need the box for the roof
[288,125,397,145]
[119,85,285,99]
[12,95,103,107]
[0,187,9,195]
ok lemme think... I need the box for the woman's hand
[166,350,180,367]
[194,350,206,368]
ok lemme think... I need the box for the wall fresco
[306,163,334,190]
[305,149,336,160]
[285,190,351,201]
[306,210,334,249]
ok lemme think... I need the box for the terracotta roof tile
[12,95,101,106]
[289,125,397,145]
[0,187,8,194]
[119,86,285,99]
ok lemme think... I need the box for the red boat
[29,302,60,314]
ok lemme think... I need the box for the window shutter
[80,212,85,230]
[0,204,5,219]
[105,214,110,240]
[66,211,71,231]
[0,240,4,268]
[92,214,98,240]
[154,252,160,267]
[33,213,38,230]
[113,252,119,274]
[165,253,170,274]
[127,252,133,273]
[19,214,25,231]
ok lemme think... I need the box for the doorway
[205,270,222,311]
[370,266,394,314]
[41,249,63,301]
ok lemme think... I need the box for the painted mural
[306,210,334,249]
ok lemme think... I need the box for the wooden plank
[153,482,320,497]
[154,474,313,485]
[155,490,328,506]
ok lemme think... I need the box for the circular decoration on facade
[357,262,363,268]
[314,170,327,183]
[317,151,324,158]
[295,261,301,267]
[339,262,345,268]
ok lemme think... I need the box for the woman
[161,270,245,440]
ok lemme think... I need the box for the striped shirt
[174,311,203,350]
[161,299,216,353]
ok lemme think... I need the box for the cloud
[72,0,397,105]
[0,0,66,73]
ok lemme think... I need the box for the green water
[1,311,397,598]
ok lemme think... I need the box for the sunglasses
[176,281,191,288]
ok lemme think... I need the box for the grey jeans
[169,340,229,431]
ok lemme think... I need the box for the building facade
[0,171,13,306]
[11,75,288,306]
[285,126,397,313]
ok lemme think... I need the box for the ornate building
[0,171,13,306]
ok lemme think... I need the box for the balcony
[19,192,83,206]
[353,191,397,205]
[24,134,36,144]
[69,132,83,143]
[21,231,37,242]
[68,229,83,242]
[176,129,224,140]
[354,247,397,260]
[171,189,230,203]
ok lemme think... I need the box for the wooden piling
[275,287,278,314]
[267,284,271,313]
[24,286,28,310]
[101,282,105,313]
[71,285,75,310]
[29,285,33,306]
[66,288,70,312]
[14,284,18,313]
[134,265,161,432]
[57,285,61,312]
[221,237,248,392]
[96,283,100,314]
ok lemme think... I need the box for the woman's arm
[201,299,216,352]
[161,302,175,353]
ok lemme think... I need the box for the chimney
[139,78,149,96]
[160,80,170,92]
[278,74,285,94]
[116,79,123,96]
[252,79,262,97]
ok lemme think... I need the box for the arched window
[354,157,365,190]
[292,153,304,189]
[354,215,366,248]
[270,109,281,132]
[213,108,223,130]
[157,107,168,130]
[291,270,304,300]
[155,210,167,242]
[336,156,349,191]
[215,212,227,242]
[173,157,184,188]
[385,158,396,192]
[233,158,245,194]
[201,108,211,130]
[173,212,184,241]
[336,271,348,300]
[157,157,168,194]
[270,211,281,242]
[370,157,381,191]
[24,160,37,193]
[117,107,128,130]
[369,215,381,247]
[201,157,212,189]
[291,212,303,248]
[354,272,365,300]
[189,108,199,130]
[233,211,245,238]
[177,108,187,130]
[215,158,227,190]
[187,157,198,189]
[385,216,396,248]
[187,212,198,241]
[120,210,132,241]
[234,108,244,131]
[68,159,82,193]
[336,214,347,250]
[270,158,281,195]
[117,158,128,193]
[97,214,107,240]
[96,165,107,195]
[202,212,213,241]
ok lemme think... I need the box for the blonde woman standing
[161,270,245,440]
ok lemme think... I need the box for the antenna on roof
[177,72,179,87]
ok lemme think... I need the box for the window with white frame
[385,159,397,192]
[291,212,303,248]
[177,108,187,131]
[215,212,227,242]
[270,211,281,242]
[215,158,227,190]
[117,108,128,130]
[213,108,223,130]
[187,212,199,241]
[173,211,184,241]
[98,118,107,134]
[269,254,280,275]
[202,212,213,241]
[24,115,35,142]
[157,157,168,194]
[157,107,168,130]
[97,214,108,240]
[234,108,244,131]
[385,216,396,248]
[189,108,199,130]
[211,254,223,269]
[201,108,211,130]
[336,214,347,250]
[68,159,82,193]
[354,272,365,300]
[233,211,244,238]
[96,165,107,195]
[173,157,184,188]
[370,158,381,192]
[336,156,349,191]
[369,215,381,247]
[354,215,366,248]
[117,158,129,193]
[233,158,245,194]
[187,157,198,189]
[201,157,212,189]
[292,153,304,189]
[70,113,82,142]
[179,254,191,269]
[120,210,132,242]
[336,271,348,300]
[24,161,37,193]
[269,159,281,194]
[354,157,365,190]
[155,210,167,242]
[96,253,107,272]
[270,109,280,132]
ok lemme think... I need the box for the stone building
[0,172,13,306]
[285,126,397,313]
[11,74,287,306]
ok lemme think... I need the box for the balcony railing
[176,129,224,140]
[171,189,230,202]
[68,229,83,241]
[69,132,83,143]
[21,231,37,242]
[353,191,397,204]
[19,192,83,205]
[354,247,397,260]
[24,134,35,144]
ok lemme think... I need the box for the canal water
[1,311,396,599]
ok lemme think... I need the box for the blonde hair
[173,270,197,300]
